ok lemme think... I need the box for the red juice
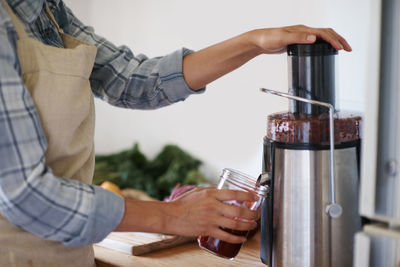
[246,219,260,239]
[198,227,248,259]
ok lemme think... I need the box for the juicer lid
[287,39,338,56]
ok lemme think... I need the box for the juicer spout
[256,172,270,186]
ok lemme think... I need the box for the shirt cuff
[64,186,125,246]
[158,48,206,102]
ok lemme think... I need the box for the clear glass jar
[197,168,268,260]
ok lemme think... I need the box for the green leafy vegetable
[93,143,209,200]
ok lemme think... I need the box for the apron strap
[1,0,29,39]
[44,3,64,35]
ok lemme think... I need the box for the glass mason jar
[197,168,268,260]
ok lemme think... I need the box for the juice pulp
[267,112,362,145]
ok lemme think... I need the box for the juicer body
[260,40,362,266]
[260,139,362,267]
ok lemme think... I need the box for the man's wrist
[158,201,183,235]
[244,29,265,56]
[115,199,169,233]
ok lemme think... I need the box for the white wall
[64,0,378,180]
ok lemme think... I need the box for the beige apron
[0,1,97,266]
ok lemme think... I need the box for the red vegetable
[164,183,196,202]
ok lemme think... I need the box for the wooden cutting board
[96,232,196,256]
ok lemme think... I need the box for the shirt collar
[7,0,60,24]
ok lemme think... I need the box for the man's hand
[250,25,352,54]
[166,187,259,244]
[115,187,259,244]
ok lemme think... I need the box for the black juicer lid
[287,39,338,56]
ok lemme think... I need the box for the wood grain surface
[94,232,266,267]
[96,232,195,256]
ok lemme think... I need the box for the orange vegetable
[100,181,123,197]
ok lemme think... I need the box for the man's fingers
[209,228,247,244]
[307,27,351,51]
[216,216,258,232]
[287,25,351,51]
[311,29,343,50]
[327,28,352,51]
[218,201,259,221]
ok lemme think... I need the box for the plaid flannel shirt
[0,0,203,246]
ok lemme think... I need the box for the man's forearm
[114,199,170,233]
[182,30,262,90]
[182,26,352,91]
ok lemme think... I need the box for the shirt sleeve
[0,14,124,247]
[62,2,205,110]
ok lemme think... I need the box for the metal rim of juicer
[260,88,343,219]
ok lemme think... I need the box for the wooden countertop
[94,232,266,267]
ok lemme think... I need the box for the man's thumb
[285,32,316,46]
[306,34,316,42]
